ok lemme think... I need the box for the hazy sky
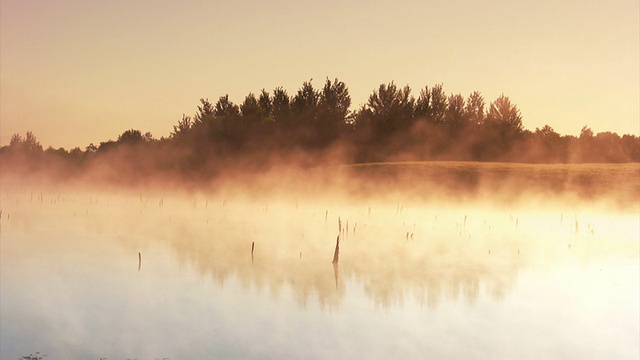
[1,0,638,149]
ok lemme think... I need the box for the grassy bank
[341,161,640,206]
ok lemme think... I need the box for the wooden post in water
[138,252,141,272]
[332,234,340,289]
[251,241,255,264]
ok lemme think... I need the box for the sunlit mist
[1,162,638,358]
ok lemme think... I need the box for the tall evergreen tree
[291,80,320,125]
[366,82,414,132]
[319,77,351,125]
[487,94,523,131]
[272,87,291,125]
[214,94,240,118]
[465,91,485,125]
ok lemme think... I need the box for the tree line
[2,78,639,178]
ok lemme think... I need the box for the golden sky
[1,0,638,149]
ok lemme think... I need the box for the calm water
[1,190,638,359]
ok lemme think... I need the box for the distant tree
[98,140,117,152]
[8,132,42,152]
[414,84,447,124]
[46,146,67,157]
[594,131,624,162]
[487,94,523,131]
[258,89,273,120]
[445,93,466,129]
[194,98,215,125]
[465,91,485,125]
[117,129,144,144]
[414,86,432,120]
[9,133,23,148]
[473,95,524,160]
[69,147,83,157]
[319,77,351,125]
[366,82,414,133]
[575,125,596,162]
[351,104,374,130]
[25,131,42,152]
[171,114,193,140]
[621,134,640,162]
[291,80,321,125]
[533,124,563,161]
[535,125,559,139]
[579,125,594,139]
[272,87,291,125]
[240,93,260,119]
[429,84,448,124]
[85,143,98,153]
[214,94,240,118]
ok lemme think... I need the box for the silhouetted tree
[214,94,240,118]
[194,98,215,126]
[240,93,260,119]
[414,86,432,120]
[118,129,144,144]
[621,134,640,162]
[446,93,466,130]
[69,147,83,157]
[319,77,351,125]
[9,133,23,147]
[28,77,631,169]
[8,131,43,152]
[536,125,558,138]
[171,114,193,140]
[312,77,352,146]
[46,146,68,157]
[98,140,117,152]
[575,125,596,162]
[25,131,41,151]
[532,124,564,162]
[579,125,594,139]
[258,89,273,121]
[272,87,291,125]
[594,131,625,162]
[366,82,414,133]
[429,84,448,124]
[85,143,98,153]
[475,94,524,160]
[291,80,320,126]
[487,94,523,131]
[465,91,485,125]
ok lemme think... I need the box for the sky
[1,0,638,149]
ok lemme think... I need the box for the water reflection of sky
[1,191,638,359]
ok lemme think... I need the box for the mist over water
[1,163,638,359]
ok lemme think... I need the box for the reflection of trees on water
[170,224,347,309]
[350,250,518,308]
[163,202,525,310]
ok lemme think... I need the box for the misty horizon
[2,80,639,182]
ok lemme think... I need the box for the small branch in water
[251,241,255,264]
[138,252,141,272]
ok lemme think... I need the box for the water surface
[1,190,638,359]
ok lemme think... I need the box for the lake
[1,185,638,359]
